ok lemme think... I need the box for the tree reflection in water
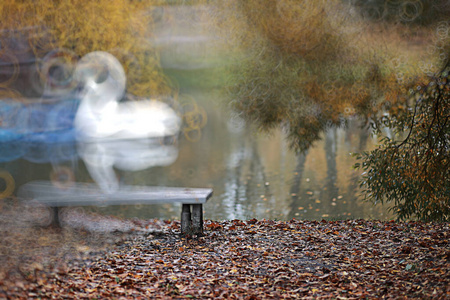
[1,3,404,222]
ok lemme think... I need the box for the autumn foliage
[0,207,448,299]
[206,0,449,220]
[0,0,173,97]
[209,0,442,152]
[356,61,449,222]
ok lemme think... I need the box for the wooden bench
[18,180,213,235]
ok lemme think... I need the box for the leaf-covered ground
[0,204,449,299]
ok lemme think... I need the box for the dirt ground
[0,201,448,299]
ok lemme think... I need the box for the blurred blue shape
[22,100,79,163]
[0,129,26,162]
[18,104,48,133]
[46,99,79,131]
[0,98,80,163]
[0,100,26,162]
[23,129,77,164]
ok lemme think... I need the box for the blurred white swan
[77,139,179,193]
[74,51,181,141]
[73,51,181,193]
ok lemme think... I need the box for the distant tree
[218,0,391,152]
[355,61,449,221]
[210,0,449,150]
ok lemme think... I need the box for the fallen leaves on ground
[0,208,449,299]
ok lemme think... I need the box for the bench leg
[192,204,203,235]
[181,204,191,234]
[50,207,61,227]
[181,204,204,235]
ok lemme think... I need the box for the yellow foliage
[212,0,348,61]
[0,0,173,98]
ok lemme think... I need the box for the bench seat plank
[18,180,212,235]
[18,181,212,207]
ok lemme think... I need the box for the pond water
[147,85,392,222]
[0,5,393,222]
[0,80,392,222]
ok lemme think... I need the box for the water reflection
[1,5,394,222]
[222,125,271,220]
[207,115,391,221]
[0,82,391,222]
[288,124,367,220]
[78,139,178,193]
